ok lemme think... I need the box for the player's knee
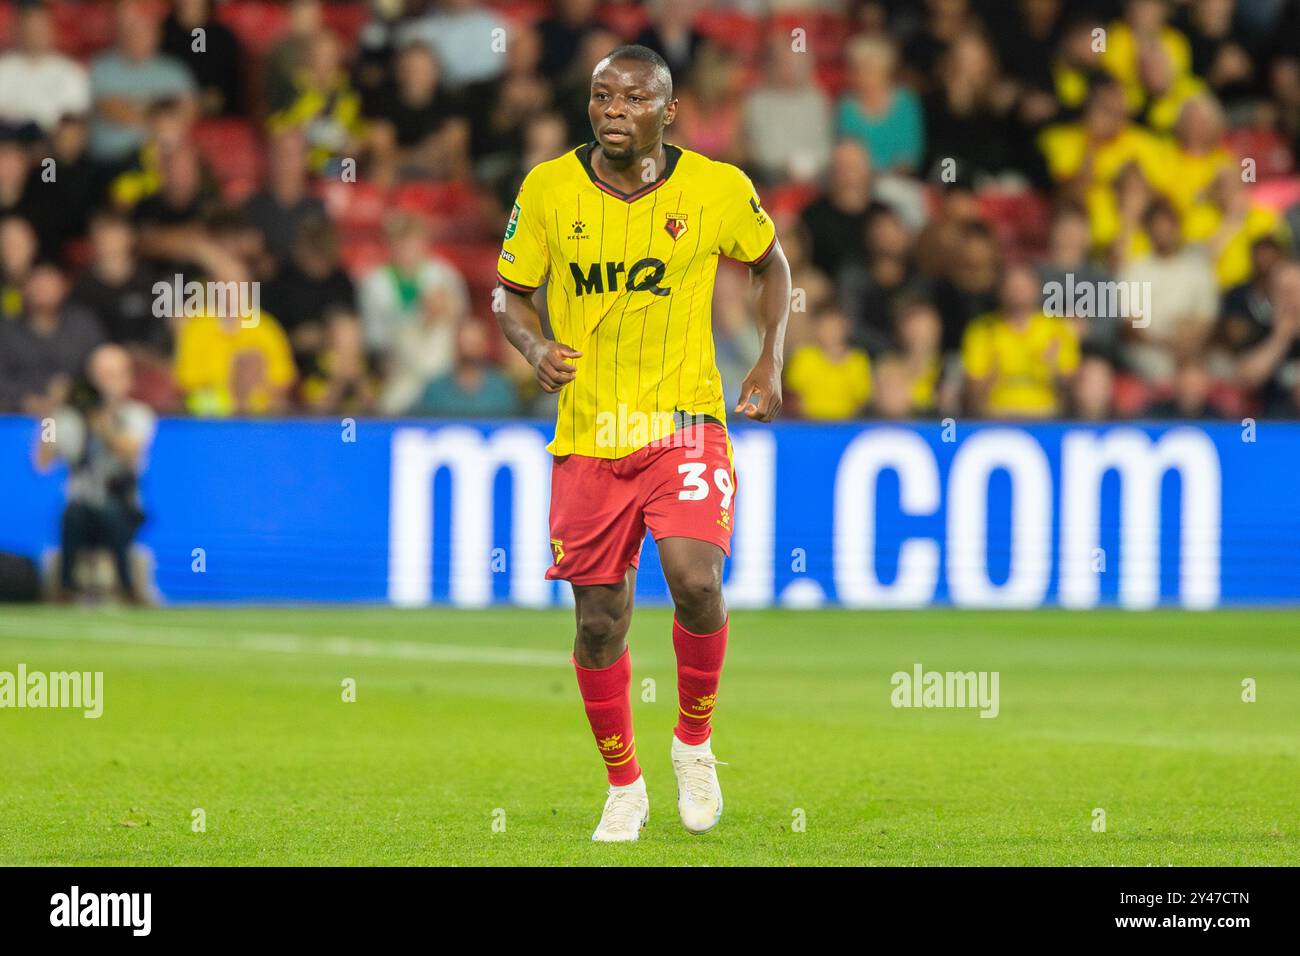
[666,563,723,616]
[575,602,630,656]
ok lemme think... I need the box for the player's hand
[534,341,583,393]
[735,357,783,421]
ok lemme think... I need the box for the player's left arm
[717,164,790,421]
[734,240,791,422]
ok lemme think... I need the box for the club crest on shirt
[664,212,689,240]
[504,202,520,240]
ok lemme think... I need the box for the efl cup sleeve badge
[504,202,521,240]
[664,212,689,240]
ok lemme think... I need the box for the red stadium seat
[432,242,502,292]
[1113,373,1152,418]
[978,189,1051,258]
[695,9,764,58]
[764,182,820,218]
[1225,128,1294,180]
[340,237,388,278]
[0,6,16,49]
[814,62,848,98]
[489,1,549,27]
[392,181,478,220]
[600,4,650,39]
[1249,176,1300,213]
[772,12,851,64]
[322,3,370,46]
[1209,381,1250,419]
[51,2,116,59]
[318,178,388,232]
[190,118,264,202]
[215,1,292,59]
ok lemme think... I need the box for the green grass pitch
[0,605,1296,866]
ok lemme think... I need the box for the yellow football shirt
[497,142,777,459]
[785,345,872,420]
[174,310,296,416]
[961,311,1080,418]
[1183,202,1289,289]
[1038,123,1169,249]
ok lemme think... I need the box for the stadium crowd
[2,0,1300,423]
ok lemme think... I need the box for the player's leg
[572,570,648,841]
[573,568,636,668]
[644,420,736,833]
[657,536,729,833]
[546,450,650,841]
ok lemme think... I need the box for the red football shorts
[546,422,736,586]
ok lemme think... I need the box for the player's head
[589,45,677,161]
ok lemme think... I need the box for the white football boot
[671,736,724,834]
[591,775,649,842]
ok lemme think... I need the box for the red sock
[573,647,641,786]
[673,616,728,745]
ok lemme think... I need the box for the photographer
[35,343,156,604]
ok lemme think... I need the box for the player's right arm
[498,289,583,394]
[494,167,583,394]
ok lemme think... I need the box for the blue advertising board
[2,416,1297,608]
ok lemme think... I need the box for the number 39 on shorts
[677,462,734,508]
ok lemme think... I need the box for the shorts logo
[504,202,521,240]
[598,733,623,752]
[717,509,731,530]
[664,212,689,240]
[550,538,565,564]
[692,693,716,712]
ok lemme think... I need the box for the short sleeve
[497,167,550,295]
[717,164,777,267]
[962,319,993,380]
[784,346,814,394]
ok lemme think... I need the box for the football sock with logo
[672,616,728,745]
[573,647,641,786]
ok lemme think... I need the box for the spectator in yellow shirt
[173,261,296,416]
[1184,167,1290,288]
[962,265,1081,419]
[1099,0,1193,112]
[1038,80,1168,250]
[267,31,365,174]
[785,305,872,420]
[893,297,945,414]
[1135,40,1207,133]
[1162,94,1234,216]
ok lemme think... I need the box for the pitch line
[0,618,570,668]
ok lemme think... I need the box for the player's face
[588,60,676,161]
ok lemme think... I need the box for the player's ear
[663,98,678,126]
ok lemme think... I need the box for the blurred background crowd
[3,0,1300,425]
